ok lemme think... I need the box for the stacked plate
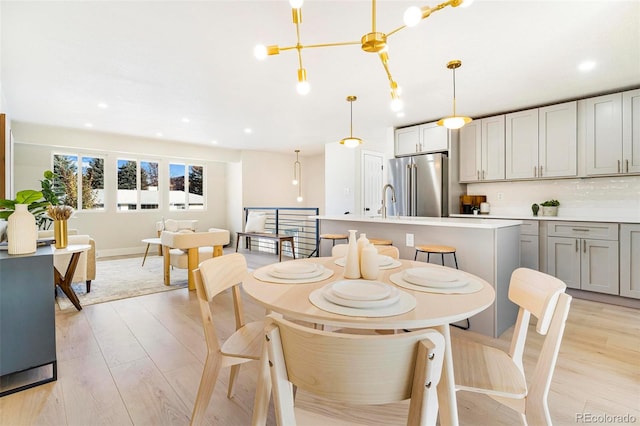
[402,268,468,289]
[335,254,396,268]
[322,280,400,309]
[269,262,325,279]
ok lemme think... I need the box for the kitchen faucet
[380,184,396,219]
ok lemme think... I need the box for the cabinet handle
[575,239,579,252]
[617,160,621,173]
[534,166,537,177]
[539,165,543,177]
[482,170,486,180]
[626,159,629,173]
[477,170,480,180]
[583,239,586,253]
[416,144,419,152]
[572,228,590,232]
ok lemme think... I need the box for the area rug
[56,255,188,310]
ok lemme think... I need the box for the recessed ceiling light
[578,60,596,72]
[156,132,163,137]
[396,111,405,118]
[84,123,93,128]
[244,128,252,134]
[182,117,190,123]
[211,140,218,145]
[97,102,108,109]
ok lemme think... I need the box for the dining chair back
[264,314,445,426]
[331,243,400,259]
[190,253,263,426]
[452,267,572,425]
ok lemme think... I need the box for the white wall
[467,176,640,219]
[11,122,240,256]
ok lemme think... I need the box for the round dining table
[243,256,496,426]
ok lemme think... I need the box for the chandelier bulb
[390,97,403,112]
[254,44,268,60]
[289,0,304,9]
[296,195,304,203]
[297,68,310,95]
[403,6,422,27]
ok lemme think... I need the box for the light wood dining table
[243,256,496,426]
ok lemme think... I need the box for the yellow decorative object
[54,220,68,249]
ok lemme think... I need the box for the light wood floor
[1,251,639,425]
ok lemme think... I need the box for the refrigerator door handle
[411,163,418,216]
[406,164,412,216]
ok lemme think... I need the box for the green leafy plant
[540,199,560,207]
[0,170,67,229]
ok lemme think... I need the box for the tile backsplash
[466,176,640,219]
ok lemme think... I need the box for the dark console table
[0,247,57,397]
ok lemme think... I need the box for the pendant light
[437,59,472,130]
[292,150,303,202]
[340,96,362,148]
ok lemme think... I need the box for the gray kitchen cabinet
[459,115,505,182]
[0,247,57,396]
[506,102,577,180]
[585,88,640,176]
[519,220,539,270]
[620,224,640,299]
[547,222,619,295]
[395,121,448,156]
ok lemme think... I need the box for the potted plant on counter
[540,199,560,216]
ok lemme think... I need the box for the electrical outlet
[406,233,414,247]
[497,192,504,200]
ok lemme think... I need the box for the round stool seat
[414,244,458,269]
[415,244,456,254]
[368,238,392,246]
[320,234,348,240]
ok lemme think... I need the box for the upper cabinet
[505,101,577,179]
[459,115,505,182]
[395,121,448,156]
[585,89,640,176]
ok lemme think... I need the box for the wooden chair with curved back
[190,253,263,426]
[451,267,572,425]
[264,313,445,426]
[331,243,400,259]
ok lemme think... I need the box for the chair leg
[414,250,418,261]
[427,252,431,263]
[86,280,91,293]
[453,252,459,269]
[227,364,241,398]
[191,353,223,426]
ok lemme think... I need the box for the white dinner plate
[272,261,319,275]
[334,255,398,269]
[322,286,400,309]
[402,267,468,288]
[331,279,391,301]
[269,264,324,279]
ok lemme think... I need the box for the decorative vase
[54,219,68,249]
[542,206,558,216]
[532,203,539,216]
[360,243,380,280]
[357,233,369,266]
[7,204,37,255]
[344,229,361,279]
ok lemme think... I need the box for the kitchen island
[316,215,522,337]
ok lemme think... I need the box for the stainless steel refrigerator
[387,153,448,217]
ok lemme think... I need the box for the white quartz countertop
[450,213,640,224]
[315,215,522,229]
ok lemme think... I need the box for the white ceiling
[1,1,639,155]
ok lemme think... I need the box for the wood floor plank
[0,381,67,426]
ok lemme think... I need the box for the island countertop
[315,215,522,229]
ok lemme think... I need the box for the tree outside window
[53,154,104,210]
[117,159,137,210]
[170,163,204,210]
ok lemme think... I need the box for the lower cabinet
[520,220,539,270]
[620,224,640,299]
[547,222,619,295]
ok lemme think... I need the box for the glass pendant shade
[340,96,362,148]
[438,59,472,129]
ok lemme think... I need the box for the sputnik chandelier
[254,0,473,112]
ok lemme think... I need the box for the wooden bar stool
[414,244,459,269]
[368,238,392,246]
[309,233,348,257]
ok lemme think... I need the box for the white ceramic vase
[7,204,38,255]
[360,243,380,280]
[357,233,369,263]
[344,229,361,279]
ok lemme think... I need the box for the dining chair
[190,253,263,426]
[331,243,400,259]
[264,313,445,426]
[451,267,572,425]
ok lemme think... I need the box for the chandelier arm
[372,0,377,33]
[378,54,394,82]
[386,25,408,38]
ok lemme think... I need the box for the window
[140,161,159,209]
[117,159,137,210]
[53,154,104,210]
[117,159,160,211]
[169,163,204,210]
